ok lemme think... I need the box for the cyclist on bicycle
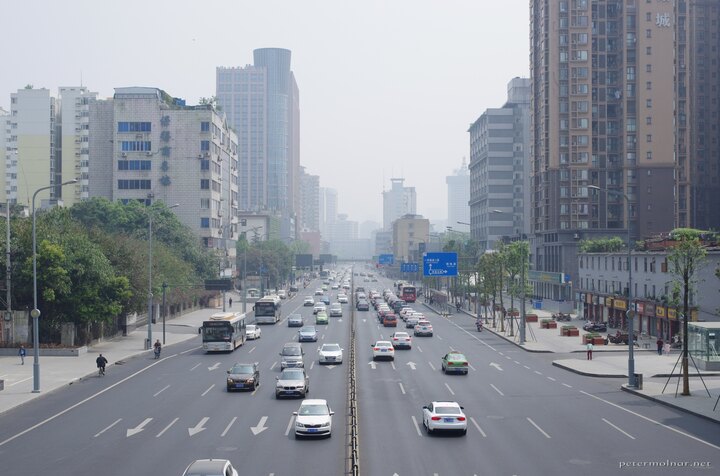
[96,354,108,374]
[153,339,162,358]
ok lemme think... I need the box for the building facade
[319,187,338,238]
[468,77,531,251]
[299,166,320,232]
[392,214,430,263]
[382,178,416,231]
[446,157,470,229]
[58,87,98,205]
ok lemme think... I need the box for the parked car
[226,362,260,391]
[280,342,304,369]
[313,302,326,315]
[391,331,412,349]
[315,311,329,325]
[414,321,434,337]
[356,299,370,311]
[303,296,315,306]
[383,314,398,327]
[329,303,343,317]
[320,295,331,305]
[337,293,348,304]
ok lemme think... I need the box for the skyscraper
[319,187,338,238]
[382,178,416,231]
[446,157,470,231]
[299,166,320,232]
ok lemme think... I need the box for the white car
[318,343,343,364]
[314,288,324,296]
[391,331,412,349]
[303,296,315,306]
[278,290,287,299]
[414,320,434,337]
[329,303,343,317]
[246,324,262,340]
[337,293,348,304]
[313,302,326,315]
[422,401,467,435]
[371,340,395,361]
[293,399,334,438]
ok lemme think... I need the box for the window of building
[646,64,652,73]
[646,116,652,125]
[200,218,210,228]
[627,66,636,81]
[117,179,151,189]
[200,159,210,170]
[118,122,151,133]
[118,160,151,171]
[646,81,652,90]
[646,29,652,38]
[646,134,652,143]
[200,179,210,190]
[201,121,210,132]
[120,141,152,152]
[646,46,652,55]
[200,198,210,209]
[201,140,210,152]
[646,99,652,108]
[646,151,653,160]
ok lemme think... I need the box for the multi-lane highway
[0,265,718,475]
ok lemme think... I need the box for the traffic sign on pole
[379,254,394,265]
[400,263,419,273]
[422,253,458,277]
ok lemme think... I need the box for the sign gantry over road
[422,252,458,277]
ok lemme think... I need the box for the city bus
[254,295,282,324]
[201,312,247,352]
[401,285,417,303]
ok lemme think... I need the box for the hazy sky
[2,0,529,224]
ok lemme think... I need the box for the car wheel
[460,429,467,436]
[294,433,301,440]
[425,420,433,435]
[227,386,232,392]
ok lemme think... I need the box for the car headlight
[227,378,234,383]
[295,421,305,428]
[276,383,283,388]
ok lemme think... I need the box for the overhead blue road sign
[423,252,458,277]
[400,262,419,273]
[379,254,394,265]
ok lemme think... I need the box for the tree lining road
[0,269,718,475]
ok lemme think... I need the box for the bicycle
[98,366,105,376]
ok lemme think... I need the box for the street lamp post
[146,202,179,350]
[32,179,77,393]
[589,185,636,388]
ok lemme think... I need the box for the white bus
[254,295,282,324]
[201,312,247,352]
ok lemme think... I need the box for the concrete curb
[551,361,626,378]
[620,385,720,424]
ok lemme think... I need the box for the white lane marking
[153,385,170,397]
[534,370,543,375]
[547,376,556,382]
[445,315,497,351]
[602,418,636,440]
[321,334,325,340]
[180,347,200,355]
[498,352,504,356]
[379,333,384,339]
[411,415,422,436]
[8,376,32,387]
[562,383,573,388]
[221,417,237,437]
[310,361,315,370]
[391,361,396,370]
[248,346,256,354]
[514,360,520,365]
[505,356,512,360]
[399,382,406,394]
[284,416,295,436]
[580,390,720,450]
[523,365,531,370]
[428,361,436,371]
[94,418,122,438]
[444,383,455,396]
[490,384,504,396]
[208,363,221,371]
[527,417,551,438]
[470,417,486,437]
[201,384,215,396]
[270,362,277,370]
[417,346,423,353]
[437,335,443,340]
[190,363,201,371]
[0,354,173,448]
[468,363,477,371]
[156,417,179,438]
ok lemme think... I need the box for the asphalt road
[0,266,718,476]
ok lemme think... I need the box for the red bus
[401,285,417,303]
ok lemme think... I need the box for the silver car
[287,313,304,327]
[298,326,318,342]
[318,343,343,364]
[183,459,238,476]
[275,368,309,398]
[329,303,343,317]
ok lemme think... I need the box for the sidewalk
[0,291,249,416]
[425,300,720,424]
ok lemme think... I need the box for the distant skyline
[1,0,529,223]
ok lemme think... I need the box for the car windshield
[231,365,254,374]
[299,404,329,415]
[246,325,256,331]
[321,344,341,352]
[281,370,304,380]
[290,315,302,320]
[434,406,462,415]
[283,347,302,356]
[300,326,315,333]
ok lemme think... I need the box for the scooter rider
[153,339,162,358]
[476,319,483,331]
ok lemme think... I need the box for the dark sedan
[226,362,260,391]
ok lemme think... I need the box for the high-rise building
[88,87,239,274]
[58,87,98,205]
[319,187,338,238]
[299,166,320,231]
[216,48,300,240]
[0,107,9,202]
[382,178,416,231]
[530,0,680,299]
[468,77,530,251]
[446,157,470,232]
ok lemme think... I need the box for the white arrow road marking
[602,418,635,439]
[490,384,504,396]
[221,417,237,437]
[251,416,269,435]
[406,361,417,370]
[410,415,422,436]
[398,382,406,394]
[153,385,170,397]
[428,361,436,371]
[444,383,455,395]
[188,417,209,436]
[368,361,377,369]
[156,417,178,438]
[127,418,153,437]
[208,362,221,371]
[190,363,201,371]
[527,417,551,438]
[324,365,337,370]
[470,417,487,437]
[489,362,503,371]
[201,384,215,396]
[94,418,122,438]
[284,416,295,436]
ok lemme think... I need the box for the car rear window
[435,406,462,414]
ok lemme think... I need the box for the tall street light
[32,179,77,393]
[147,202,179,350]
[588,185,636,388]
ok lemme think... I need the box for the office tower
[530,0,680,299]
[299,166,320,231]
[382,178,416,231]
[319,187,338,238]
[446,157,470,231]
[58,87,98,205]
[88,87,239,273]
[216,48,300,240]
[468,77,530,251]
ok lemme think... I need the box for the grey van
[280,342,304,369]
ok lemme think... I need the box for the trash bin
[633,373,643,390]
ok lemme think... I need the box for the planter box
[546,321,557,329]
[582,334,598,344]
[592,337,606,345]
[541,321,549,329]
[525,314,538,322]
[567,328,580,337]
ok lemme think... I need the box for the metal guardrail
[346,280,360,476]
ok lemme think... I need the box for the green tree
[579,236,625,253]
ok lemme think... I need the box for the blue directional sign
[423,252,458,277]
[400,262,419,273]
[379,254,394,265]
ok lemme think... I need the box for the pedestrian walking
[656,337,664,356]
[229,297,233,308]
[18,345,26,365]
[586,341,594,360]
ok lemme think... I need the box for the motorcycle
[476,320,483,332]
